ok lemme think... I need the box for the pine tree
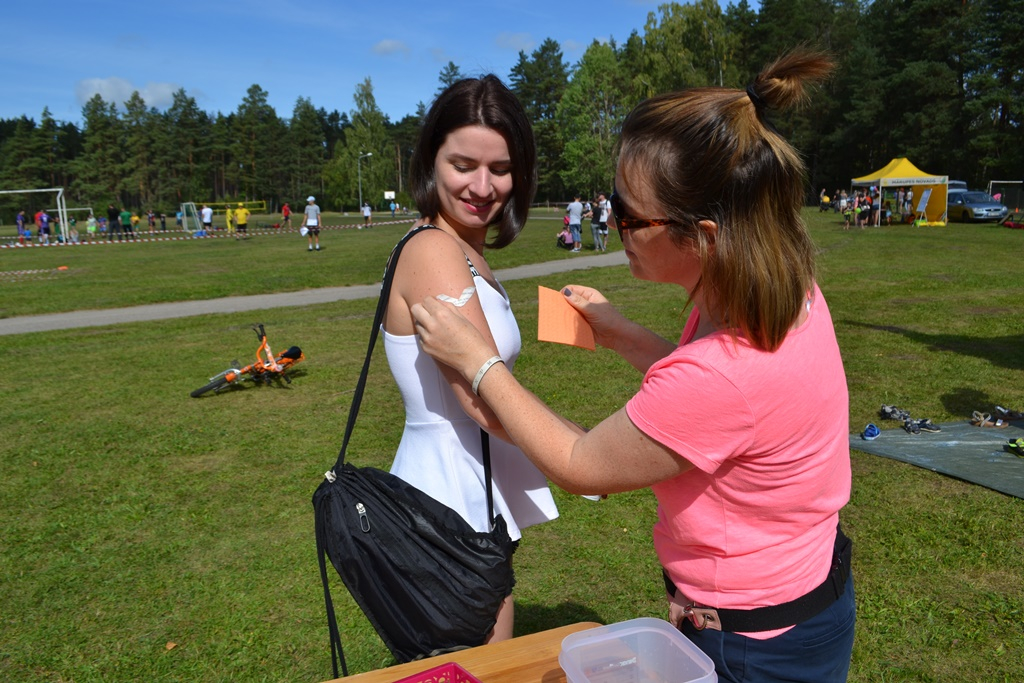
[0,116,45,218]
[286,97,327,202]
[233,84,282,202]
[123,91,158,209]
[388,112,423,200]
[436,61,465,97]
[72,96,125,208]
[162,89,211,207]
[0,116,44,190]
[509,39,569,202]
[324,78,391,210]
[556,41,627,198]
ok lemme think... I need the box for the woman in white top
[382,75,558,644]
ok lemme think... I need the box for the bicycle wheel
[190,376,230,398]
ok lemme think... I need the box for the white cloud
[139,83,180,110]
[562,39,586,54]
[372,39,410,57]
[76,77,133,107]
[495,32,534,53]
[75,77,180,111]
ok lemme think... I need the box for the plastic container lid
[559,617,717,683]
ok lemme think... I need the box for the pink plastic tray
[390,662,482,683]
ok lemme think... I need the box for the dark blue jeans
[681,574,855,683]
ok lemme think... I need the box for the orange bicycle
[190,324,305,397]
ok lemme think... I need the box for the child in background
[556,226,573,250]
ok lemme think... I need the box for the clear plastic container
[559,617,717,683]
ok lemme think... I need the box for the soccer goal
[180,202,202,235]
[215,200,266,215]
[987,180,1024,211]
[0,187,69,242]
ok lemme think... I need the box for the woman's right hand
[411,295,495,381]
[562,284,676,373]
[560,285,628,350]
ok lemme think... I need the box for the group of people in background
[105,204,136,241]
[12,206,165,244]
[222,203,251,239]
[15,209,53,245]
[11,197,414,248]
[559,192,610,251]
[820,187,912,229]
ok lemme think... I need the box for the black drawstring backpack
[313,226,518,677]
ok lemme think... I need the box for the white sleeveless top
[384,265,558,541]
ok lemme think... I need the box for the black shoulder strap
[331,224,497,524]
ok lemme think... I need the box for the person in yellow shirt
[225,205,235,235]
[234,203,250,239]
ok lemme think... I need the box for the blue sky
[3,0,678,126]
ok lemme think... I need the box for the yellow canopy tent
[851,158,948,225]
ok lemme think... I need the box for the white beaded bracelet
[471,356,504,395]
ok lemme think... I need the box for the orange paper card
[537,286,595,350]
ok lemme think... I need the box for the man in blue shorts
[38,210,52,245]
[566,193,584,252]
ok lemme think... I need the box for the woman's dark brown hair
[410,75,537,249]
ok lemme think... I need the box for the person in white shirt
[566,194,584,252]
[595,192,610,251]
[304,196,321,251]
[200,204,213,231]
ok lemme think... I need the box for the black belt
[663,525,852,633]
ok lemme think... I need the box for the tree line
[2,0,1021,222]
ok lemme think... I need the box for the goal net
[215,200,266,215]
[181,202,202,235]
[987,181,1024,212]
[0,187,69,242]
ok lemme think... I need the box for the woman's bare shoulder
[393,227,476,293]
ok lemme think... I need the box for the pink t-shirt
[626,284,850,624]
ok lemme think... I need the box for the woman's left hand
[411,296,495,381]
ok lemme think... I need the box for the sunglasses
[609,192,673,240]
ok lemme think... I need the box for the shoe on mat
[902,418,921,434]
[994,405,1024,421]
[862,423,880,440]
[1006,438,1024,457]
[970,411,1010,428]
[913,418,942,433]
[880,404,911,421]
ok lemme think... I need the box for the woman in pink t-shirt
[411,50,854,683]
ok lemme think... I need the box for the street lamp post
[357,152,373,210]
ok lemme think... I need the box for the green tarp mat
[851,421,1024,499]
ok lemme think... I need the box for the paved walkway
[0,251,627,336]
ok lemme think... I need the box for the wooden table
[325,622,601,683]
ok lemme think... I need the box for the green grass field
[0,210,581,318]
[1,210,1022,682]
